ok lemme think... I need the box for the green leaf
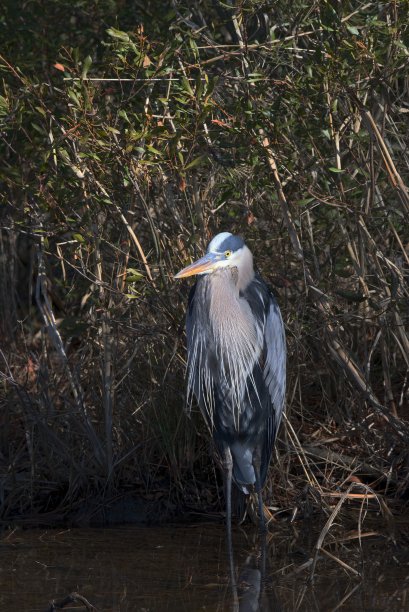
[247,73,265,83]
[189,38,199,61]
[0,95,9,112]
[205,76,217,99]
[297,197,314,206]
[126,268,143,282]
[73,233,85,243]
[118,109,130,122]
[105,126,121,135]
[182,76,194,96]
[185,155,206,170]
[346,25,360,36]
[328,167,344,173]
[67,88,81,106]
[30,122,45,135]
[146,144,162,155]
[81,55,92,79]
[106,28,130,42]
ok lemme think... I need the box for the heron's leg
[258,529,267,609]
[252,451,266,532]
[222,447,234,544]
[221,447,236,600]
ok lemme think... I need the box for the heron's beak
[175,252,219,278]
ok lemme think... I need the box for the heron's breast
[208,273,260,353]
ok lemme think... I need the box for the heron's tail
[230,441,256,493]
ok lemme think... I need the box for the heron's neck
[237,246,254,292]
[206,269,259,352]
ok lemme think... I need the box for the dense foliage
[1,0,408,524]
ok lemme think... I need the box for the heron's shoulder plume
[186,270,264,426]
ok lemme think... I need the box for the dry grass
[0,0,408,525]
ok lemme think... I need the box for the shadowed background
[0,0,408,525]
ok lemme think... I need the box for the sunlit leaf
[72,234,85,242]
[81,55,92,79]
[185,155,206,170]
[106,27,130,42]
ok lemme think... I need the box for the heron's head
[175,232,253,286]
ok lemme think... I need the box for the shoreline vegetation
[1,1,408,527]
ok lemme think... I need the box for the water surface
[1,519,408,610]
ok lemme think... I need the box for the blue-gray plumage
[175,232,286,536]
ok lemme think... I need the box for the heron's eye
[225,250,232,258]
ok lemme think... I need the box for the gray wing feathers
[264,300,286,429]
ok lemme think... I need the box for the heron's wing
[242,274,286,428]
[240,274,286,483]
[263,295,286,427]
[261,293,286,482]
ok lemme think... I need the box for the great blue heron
[175,232,286,537]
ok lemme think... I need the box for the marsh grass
[0,0,408,525]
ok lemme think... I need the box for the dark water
[0,519,408,611]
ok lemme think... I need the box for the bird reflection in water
[228,531,282,612]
